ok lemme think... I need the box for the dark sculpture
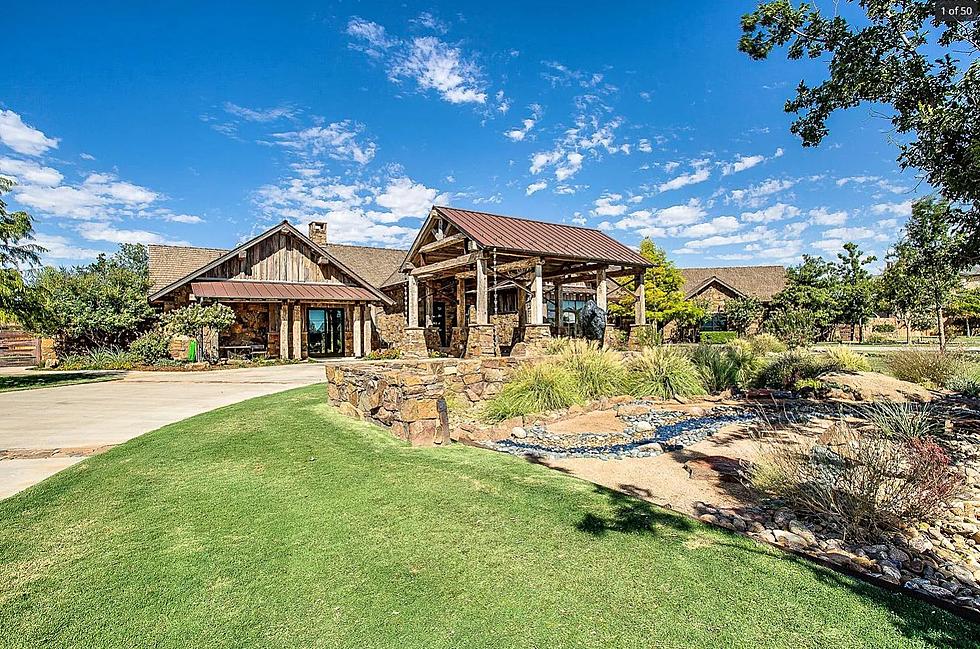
[579,299,606,340]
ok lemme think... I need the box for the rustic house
[675,265,787,335]
[148,220,393,360]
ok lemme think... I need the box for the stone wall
[325,356,538,445]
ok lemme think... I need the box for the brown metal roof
[432,206,652,267]
[190,281,379,302]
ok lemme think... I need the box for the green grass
[0,371,121,393]
[0,386,976,648]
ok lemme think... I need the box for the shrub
[128,329,173,365]
[544,337,572,355]
[793,377,827,396]
[766,308,819,348]
[556,339,625,400]
[699,330,737,344]
[57,347,135,371]
[366,348,400,360]
[691,343,762,393]
[886,349,964,388]
[872,323,896,333]
[756,349,838,389]
[822,347,872,372]
[949,364,980,397]
[483,362,582,421]
[747,333,787,355]
[858,401,942,440]
[630,325,661,349]
[625,346,706,399]
[752,418,962,541]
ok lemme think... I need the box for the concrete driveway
[0,363,324,499]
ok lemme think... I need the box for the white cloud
[0,110,60,156]
[13,184,108,219]
[727,178,796,207]
[504,104,542,141]
[676,216,741,239]
[821,226,878,240]
[657,160,711,192]
[346,17,395,57]
[836,175,879,187]
[722,154,765,176]
[224,102,296,122]
[555,152,583,181]
[374,176,441,217]
[162,213,204,224]
[0,157,63,187]
[271,121,376,164]
[528,101,626,181]
[77,221,188,246]
[808,207,848,226]
[611,199,708,238]
[32,233,105,262]
[871,200,914,217]
[591,193,627,217]
[637,139,653,153]
[525,181,547,196]
[571,212,587,225]
[675,227,771,251]
[393,36,487,104]
[741,202,800,223]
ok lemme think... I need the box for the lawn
[0,371,121,393]
[0,387,976,648]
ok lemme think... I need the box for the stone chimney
[308,221,328,246]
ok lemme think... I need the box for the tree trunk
[906,319,912,345]
[937,306,947,351]
[968,319,973,338]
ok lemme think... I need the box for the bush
[752,418,962,541]
[756,349,839,389]
[948,364,980,397]
[57,347,135,371]
[886,349,964,388]
[483,363,582,421]
[872,323,896,333]
[625,346,706,399]
[544,337,572,355]
[699,330,737,344]
[691,343,762,393]
[366,348,400,360]
[747,333,787,355]
[128,330,173,365]
[766,308,819,348]
[858,401,942,440]
[556,339,625,400]
[822,347,872,373]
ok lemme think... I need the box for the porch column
[291,303,302,359]
[554,281,563,335]
[362,304,372,356]
[353,303,363,358]
[531,262,544,325]
[634,273,646,326]
[475,255,489,325]
[279,302,290,359]
[596,268,607,310]
[407,274,419,328]
[425,283,434,327]
[456,277,466,326]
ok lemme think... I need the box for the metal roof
[190,280,379,302]
[431,206,652,267]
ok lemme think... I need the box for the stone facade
[465,324,498,358]
[510,324,552,357]
[401,327,428,358]
[324,356,538,445]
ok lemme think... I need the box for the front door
[308,308,345,357]
[432,302,447,346]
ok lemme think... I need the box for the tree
[878,257,932,344]
[724,296,763,335]
[0,178,44,323]
[609,238,699,327]
[832,242,878,341]
[768,255,840,341]
[886,198,965,349]
[739,1,980,258]
[21,244,155,353]
[161,303,236,362]
[949,286,980,337]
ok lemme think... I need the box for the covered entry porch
[190,280,379,360]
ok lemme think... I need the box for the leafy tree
[22,244,155,353]
[832,242,878,341]
[610,238,700,327]
[878,256,932,344]
[887,198,965,349]
[739,1,980,257]
[0,178,44,323]
[162,303,236,363]
[768,255,839,341]
[724,296,763,335]
[949,286,980,337]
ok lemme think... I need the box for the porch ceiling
[190,280,379,302]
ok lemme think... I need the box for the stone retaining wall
[325,356,538,445]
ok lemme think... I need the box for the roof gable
[148,221,393,305]
[680,266,787,301]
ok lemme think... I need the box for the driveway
[0,364,324,499]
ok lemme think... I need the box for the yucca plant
[887,349,964,388]
[747,333,787,355]
[858,401,942,440]
[756,349,833,389]
[557,339,625,400]
[483,362,583,421]
[691,344,738,393]
[625,346,706,399]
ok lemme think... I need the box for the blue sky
[3,1,920,268]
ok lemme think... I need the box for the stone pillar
[279,302,290,359]
[291,303,302,359]
[531,262,544,325]
[596,268,607,310]
[456,277,466,326]
[602,324,621,350]
[634,273,646,326]
[362,305,372,356]
[512,324,552,357]
[401,327,428,358]
[475,255,489,325]
[407,274,419,328]
[464,324,496,358]
[353,303,363,358]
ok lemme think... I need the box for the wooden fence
[0,328,41,367]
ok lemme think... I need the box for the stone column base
[464,324,497,358]
[399,327,428,358]
[602,324,623,350]
[511,324,552,357]
[628,324,657,350]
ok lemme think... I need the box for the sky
[2,1,922,269]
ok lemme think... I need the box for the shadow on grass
[0,371,120,393]
[575,484,695,536]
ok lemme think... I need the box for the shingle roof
[148,244,225,294]
[680,265,787,301]
[431,206,652,267]
[323,243,407,289]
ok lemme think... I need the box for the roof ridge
[327,242,408,253]
[434,204,610,234]
[149,243,229,253]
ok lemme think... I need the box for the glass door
[325,308,344,356]
[307,308,326,356]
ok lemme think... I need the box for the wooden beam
[353,303,363,358]
[531,262,544,326]
[407,274,419,328]
[279,302,289,359]
[418,233,467,254]
[362,305,373,356]
[476,256,489,325]
[456,256,542,279]
[425,283,434,327]
[634,274,646,326]
[410,252,480,278]
[456,277,466,326]
[596,268,607,311]
[291,303,302,359]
